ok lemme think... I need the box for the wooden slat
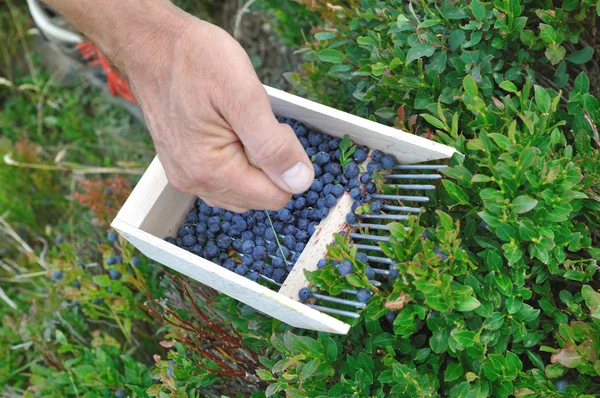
[265,86,456,164]
[111,219,351,334]
[278,194,352,299]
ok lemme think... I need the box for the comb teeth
[298,163,442,317]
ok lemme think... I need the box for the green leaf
[256,369,275,381]
[472,174,491,183]
[444,362,464,382]
[496,223,517,242]
[539,24,557,44]
[455,296,481,312]
[574,72,590,94]
[430,331,449,353]
[512,195,538,214]
[448,30,465,51]
[406,43,436,65]
[470,0,486,20]
[567,47,594,65]
[483,313,505,331]
[442,180,470,205]
[421,114,446,130]
[551,348,582,368]
[300,359,321,380]
[452,330,477,347]
[318,49,344,64]
[545,44,566,65]
[314,32,337,41]
[499,81,518,93]
[534,85,551,113]
[375,107,397,119]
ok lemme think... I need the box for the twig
[584,110,600,148]
[0,286,18,310]
[233,0,258,40]
[3,153,145,175]
[55,311,88,346]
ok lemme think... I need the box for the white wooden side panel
[265,86,456,164]
[279,194,352,299]
[112,219,350,334]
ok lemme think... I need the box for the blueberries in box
[337,260,353,275]
[360,173,372,184]
[249,272,260,282]
[343,162,359,179]
[311,180,323,193]
[351,200,363,212]
[293,122,308,136]
[334,148,342,159]
[165,237,177,245]
[295,242,305,252]
[294,197,307,210]
[192,244,204,255]
[176,237,183,247]
[177,227,188,237]
[204,244,219,259]
[347,178,360,190]
[241,240,255,254]
[284,234,296,249]
[218,253,229,264]
[313,163,323,177]
[253,245,267,260]
[199,203,213,215]
[371,150,384,161]
[296,230,309,242]
[353,148,368,163]
[220,221,231,234]
[265,228,276,241]
[286,264,294,273]
[273,221,284,234]
[329,163,342,176]
[298,287,313,302]
[308,222,318,235]
[325,194,337,208]
[283,224,297,235]
[267,241,278,254]
[272,268,287,283]
[217,235,232,249]
[195,223,207,234]
[365,182,376,194]
[367,161,382,173]
[381,154,397,169]
[291,252,300,262]
[299,136,309,148]
[223,211,234,221]
[185,211,199,224]
[182,234,196,247]
[317,208,329,218]
[318,143,330,153]
[350,187,362,200]
[308,132,323,146]
[241,230,254,241]
[263,265,274,277]
[323,183,332,196]
[315,151,330,165]
[272,257,285,268]
[276,246,290,259]
[255,237,266,247]
[346,213,357,224]
[306,190,319,205]
[356,289,372,303]
[331,184,345,198]
[322,172,335,185]
[232,239,243,251]
[234,264,248,276]
[208,223,220,234]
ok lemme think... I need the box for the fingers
[220,81,315,195]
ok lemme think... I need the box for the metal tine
[259,275,282,286]
[354,244,383,252]
[350,233,390,242]
[371,194,429,202]
[313,293,366,309]
[383,205,421,213]
[385,184,436,190]
[307,304,360,318]
[383,174,442,180]
[369,279,382,287]
[393,165,448,170]
[358,214,410,220]
[367,255,393,264]
[372,268,390,275]
[352,223,389,231]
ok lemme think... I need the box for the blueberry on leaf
[337,260,353,275]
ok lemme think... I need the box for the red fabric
[75,41,137,103]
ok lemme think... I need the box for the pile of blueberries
[165,117,398,290]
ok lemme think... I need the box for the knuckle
[254,135,290,166]
[266,192,292,211]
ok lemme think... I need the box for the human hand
[121,9,314,212]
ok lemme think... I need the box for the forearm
[43,0,188,76]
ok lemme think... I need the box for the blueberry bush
[2,0,600,397]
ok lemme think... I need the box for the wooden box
[111,87,456,335]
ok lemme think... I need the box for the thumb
[224,84,315,194]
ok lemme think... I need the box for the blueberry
[356,252,369,264]
[241,231,255,241]
[167,367,174,377]
[360,173,372,184]
[365,266,375,279]
[328,184,343,199]
[272,268,287,283]
[315,152,330,166]
[311,180,324,193]
[73,281,81,289]
[276,246,290,259]
[346,213,357,224]
[247,272,259,282]
[350,187,362,199]
[50,270,64,281]
[176,237,183,247]
[219,221,231,234]
[267,241,278,255]
[295,242,305,252]
[308,222,318,235]
[185,211,199,224]
[204,244,219,259]
[252,260,265,272]
[195,223,207,234]
[165,237,177,245]
[370,200,383,214]
[381,154,397,169]
[361,194,372,203]
[325,194,338,208]
[263,265,274,278]
[317,259,327,269]
[338,260,353,275]
[286,264,294,272]
[555,380,568,392]
[351,200,363,212]
[344,162,360,179]
[313,163,323,177]
[318,143,330,153]
[435,246,448,261]
[223,259,236,271]
[423,230,430,240]
[371,150,384,161]
[56,235,64,244]
[294,197,307,210]
[234,264,249,276]
[278,209,292,222]
[306,191,319,205]
[298,287,313,301]
[70,299,78,307]
[253,245,267,260]
[389,264,400,279]
[317,208,329,218]
[347,178,360,190]
[107,231,118,242]
[292,121,308,136]
[322,183,333,196]
[329,163,342,176]
[109,270,121,280]
[208,223,220,234]
[218,253,229,264]
[255,237,266,247]
[322,173,335,185]
[299,137,309,148]
[306,147,316,158]
[328,138,341,150]
[265,228,276,241]
[284,235,296,249]
[284,201,294,211]
[367,162,382,173]
[242,255,254,267]
[182,235,196,247]
[356,289,372,303]
[308,132,323,146]
[217,235,232,249]
[353,148,368,163]
[199,203,213,215]
[115,389,125,398]
[365,182,376,194]
[296,230,309,242]
[93,298,104,305]
[283,224,297,235]
[385,311,396,322]
[107,256,117,266]
[223,211,234,222]
[233,220,247,232]
[334,148,342,159]
[241,240,255,254]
